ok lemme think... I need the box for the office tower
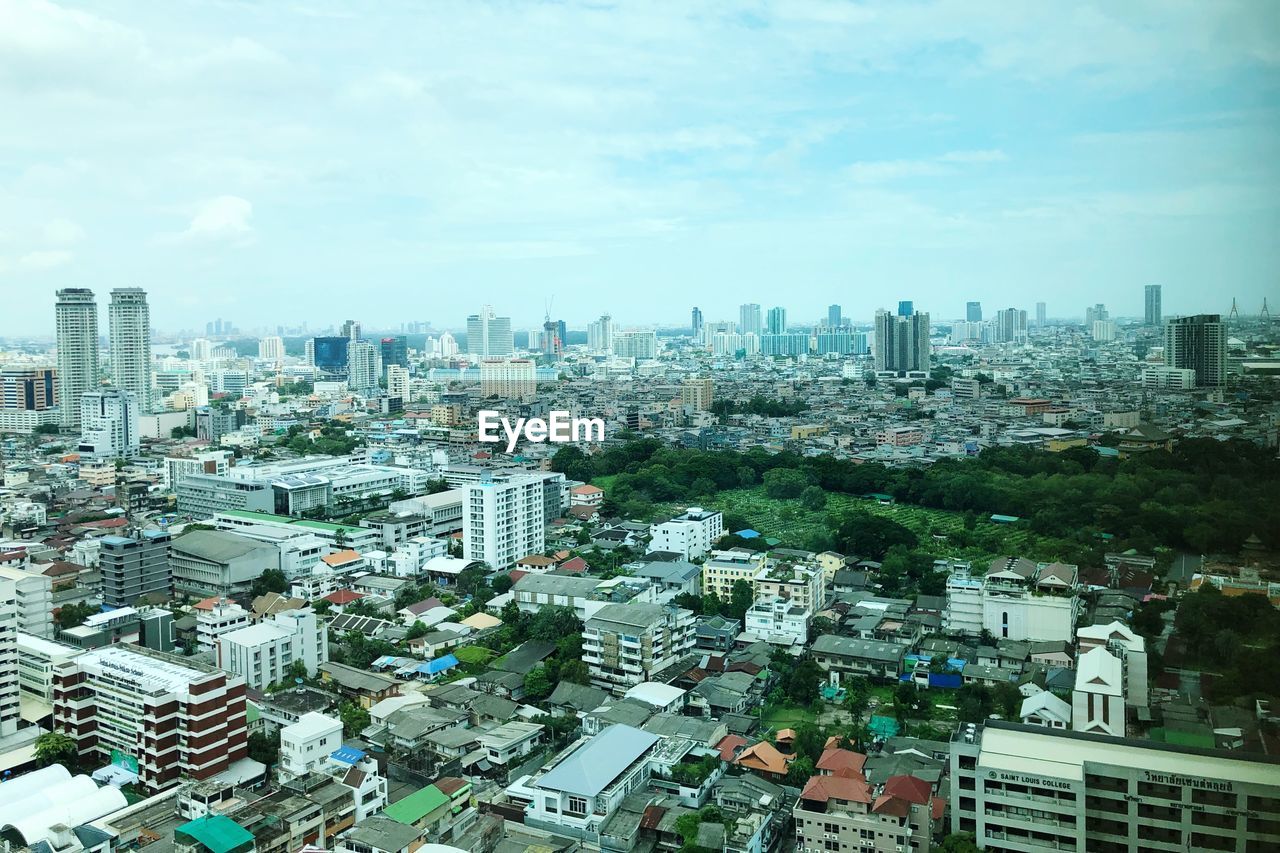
[379,336,408,368]
[827,304,842,328]
[1036,301,1047,327]
[680,377,714,411]
[995,308,1028,343]
[966,301,982,322]
[438,331,459,358]
[613,330,659,359]
[466,305,514,357]
[340,319,361,341]
[0,577,17,737]
[0,367,56,411]
[99,529,172,607]
[346,340,382,394]
[205,321,214,336]
[463,473,547,569]
[555,320,567,351]
[108,288,153,413]
[55,288,99,429]
[257,335,284,361]
[386,365,410,401]
[738,303,762,337]
[52,644,248,792]
[691,307,704,335]
[480,358,537,401]
[1144,284,1162,326]
[874,309,931,374]
[765,306,787,335]
[312,336,350,377]
[78,388,139,458]
[1165,314,1227,387]
[1085,303,1108,327]
[587,314,615,354]
[897,300,914,317]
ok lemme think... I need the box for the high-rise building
[0,576,18,737]
[966,301,982,322]
[541,317,564,358]
[760,333,809,356]
[583,602,695,694]
[614,330,658,360]
[1165,314,1227,387]
[1085,303,1108,327]
[1092,319,1117,342]
[55,288,99,429]
[765,306,787,335]
[690,307,704,335]
[0,566,53,639]
[0,367,57,411]
[99,529,172,607]
[257,335,284,361]
[480,358,537,401]
[738,303,762,337]
[386,364,410,402]
[1144,284,1162,326]
[1036,301,1047,327]
[379,336,408,368]
[340,319,362,340]
[346,340,382,394]
[680,378,714,411]
[437,330,459,358]
[995,308,1028,343]
[827,304,842,328]
[78,388,139,458]
[897,300,914,317]
[467,305,514,357]
[53,644,248,793]
[587,314,614,354]
[108,287,153,413]
[874,309,931,375]
[190,338,212,361]
[463,473,548,569]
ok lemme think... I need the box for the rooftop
[536,724,660,797]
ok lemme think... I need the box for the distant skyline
[2,1,1277,335]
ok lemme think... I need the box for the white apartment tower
[467,305,515,357]
[587,314,614,354]
[258,336,285,361]
[0,577,19,737]
[463,473,546,569]
[79,388,140,458]
[109,287,153,412]
[55,287,99,429]
[479,358,537,401]
[386,365,410,401]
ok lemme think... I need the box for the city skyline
[1,1,1277,334]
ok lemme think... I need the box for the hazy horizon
[2,0,1277,335]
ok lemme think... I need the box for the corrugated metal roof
[535,724,659,796]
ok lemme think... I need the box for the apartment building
[754,561,825,613]
[52,644,249,792]
[0,577,17,737]
[649,507,724,560]
[583,603,695,694]
[463,472,547,570]
[794,770,939,853]
[701,549,766,601]
[218,609,329,691]
[950,720,1280,853]
[279,711,344,780]
[99,530,173,608]
[0,565,53,638]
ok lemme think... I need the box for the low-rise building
[583,602,695,694]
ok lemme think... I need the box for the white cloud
[175,195,254,244]
[18,249,72,269]
[847,150,1007,184]
[42,217,84,245]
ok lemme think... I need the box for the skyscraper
[0,576,17,737]
[1085,303,1108,327]
[691,307,704,335]
[995,308,1028,343]
[738,303,762,337]
[587,314,614,354]
[380,335,409,368]
[1165,314,1226,387]
[258,336,284,361]
[874,309,931,375]
[1036,302,1047,327]
[766,306,787,335]
[827,304,842,328]
[897,300,914,317]
[966,302,982,322]
[109,288,153,413]
[1145,285,1162,326]
[55,288,99,429]
[341,319,362,341]
[466,305,514,357]
[347,340,382,394]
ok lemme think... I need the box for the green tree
[339,701,370,737]
[406,621,429,640]
[785,755,816,786]
[34,731,78,767]
[57,601,97,629]
[938,833,981,853]
[800,486,827,511]
[34,423,61,435]
[491,573,515,594]
[728,579,754,622]
[250,568,289,597]
[523,665,552,700]
[762,468,811,499]
[247,730,281,769]
[560,659,590,685]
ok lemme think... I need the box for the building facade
[55,287,99,429]
[99,530,173,608]
[583,603,695,694]
[108,287,153,413]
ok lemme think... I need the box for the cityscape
[2,3,1280,853]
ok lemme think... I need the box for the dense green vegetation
[1172,586,1280,701]
[709,396,809,419]
[552,437,1279,557]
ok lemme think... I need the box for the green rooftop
[175,815,254,853]
[220,509,352,533]
[383,784,450,825]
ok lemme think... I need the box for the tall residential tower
[109,287,153,413]
[55,288,99,429]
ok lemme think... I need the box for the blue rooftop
[330,745,367,765]
[735,529,760,539]
[422,654,459,675]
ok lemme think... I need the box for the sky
[1,0,1278,336]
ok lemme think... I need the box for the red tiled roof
[931,796,945,821]
[871,794,912,817]
[816,748,867,779]
[192,595,221,611]
[716,734,749,762]
[433,776,468,796]
[79,517,128,529]
[40,560,85,577]
[323,589,364,604]
[322,549,360,567]
[559,556,590,573]
[735,741,791,776]
[508,570,529,584]
[800,774,872,804]
[882,774,932,805]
